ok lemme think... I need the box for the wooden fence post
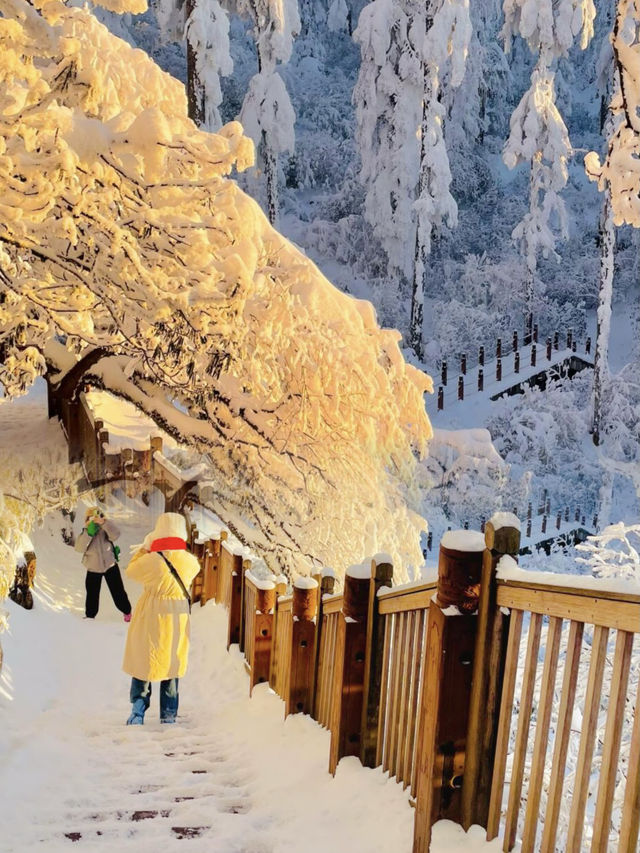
[202,531,226,605]
[227,551,245,649]
[412,530,486,853]
[361,555,394,768]
[248,577,277,695]
[329,564,371,775]
[461,514,521,831]
[286,577,319,716]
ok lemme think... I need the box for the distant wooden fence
[432,318,593,415]
[55,388,197,510]
[183,506,640,853]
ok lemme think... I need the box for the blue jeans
[129,677,179,723]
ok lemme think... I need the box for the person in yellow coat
[123,512,201,725]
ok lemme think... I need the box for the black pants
[85,565,131,618]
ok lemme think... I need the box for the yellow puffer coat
[122,549,201,682]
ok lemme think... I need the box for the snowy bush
[576,522,640,585]
[487,373,601,515]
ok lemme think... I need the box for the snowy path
[0,518,498,853]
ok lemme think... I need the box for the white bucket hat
[149,512,187,543]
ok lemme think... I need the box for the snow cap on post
[372,552,393,587]
[484,512,521,556]
[437,530,485,613]
[344,561,371,621]
[293,576,318,621]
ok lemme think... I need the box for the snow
[86,390,177,452]
[373,551,393,565]
[245,570,276,590]
[0,512,499,852]
[187,505,227,541]
[497,553,640,596]
[490,512,521,532]
[346,561,372,580]
[441,530,486,552]
[293,576,318,589]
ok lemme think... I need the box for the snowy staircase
[48,722,252,847]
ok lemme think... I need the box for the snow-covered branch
[0,0,433,579]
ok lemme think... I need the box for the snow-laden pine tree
[353,0,471,358]
[501,0,596,306]
[585,0,640,457]
[238,0,300,224]
[0,0,433,582]
[585,0,640,227]
[152,0,233,131]
[185,0,233,129]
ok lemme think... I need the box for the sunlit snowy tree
[501,0,596,306]
[0,0,433,582]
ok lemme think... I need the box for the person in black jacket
[74,507,131,621]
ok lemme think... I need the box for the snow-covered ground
[0,513,500,853]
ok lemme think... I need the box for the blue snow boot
[126,698,147,725]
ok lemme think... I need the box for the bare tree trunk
[409,4,436,361]
[524,159,539,309]
[410,228,426,360]
[263,131,279,226]
[592,185,615,446]
[186,0,205,127]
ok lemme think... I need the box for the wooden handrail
[497,582,640,632]
[378,582,437,615]
[322,594,343,614]
[497,576,640,605]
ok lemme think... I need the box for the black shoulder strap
[158,552,192,613]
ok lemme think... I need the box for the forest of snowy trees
[86,0,638,541]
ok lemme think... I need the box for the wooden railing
[486,578,640,853]
[314,593,341,730]
[377,581,436,795]
[54,387,198,510]
[182,506,639,853]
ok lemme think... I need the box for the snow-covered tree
[185,0,233,129]
[501,0,596,306]
[591,28,616,447]
[0,0,433,581]
[353,0,471,358]
[585,0,640,228]
[237,0,300,224]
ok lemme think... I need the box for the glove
[86,521,100,536]
[113,545,120,561]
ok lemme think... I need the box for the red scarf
[149,537,187,552]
